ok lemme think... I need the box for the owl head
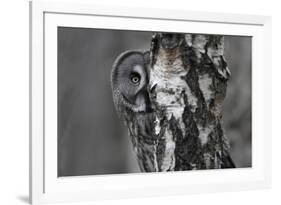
[111,50,151,114]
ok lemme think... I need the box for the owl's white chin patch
[132,104,146,112]
[132,93,147,112]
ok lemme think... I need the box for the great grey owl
[111,50,158,172]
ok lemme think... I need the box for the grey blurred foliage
[58,27,251,177]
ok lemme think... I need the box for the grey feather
[111,50,158,172]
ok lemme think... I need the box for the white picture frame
[29,1,272,204]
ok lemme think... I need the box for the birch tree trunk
[148,33,234,171]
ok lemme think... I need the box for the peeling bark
[148,33,234,171]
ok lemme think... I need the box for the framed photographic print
[29,1,272,204]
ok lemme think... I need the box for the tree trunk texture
[147,33,234,171]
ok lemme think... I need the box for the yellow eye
[130,73,141,84]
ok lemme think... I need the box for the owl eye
[130,72,141,84]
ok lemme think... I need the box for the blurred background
[58,27,251,177]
